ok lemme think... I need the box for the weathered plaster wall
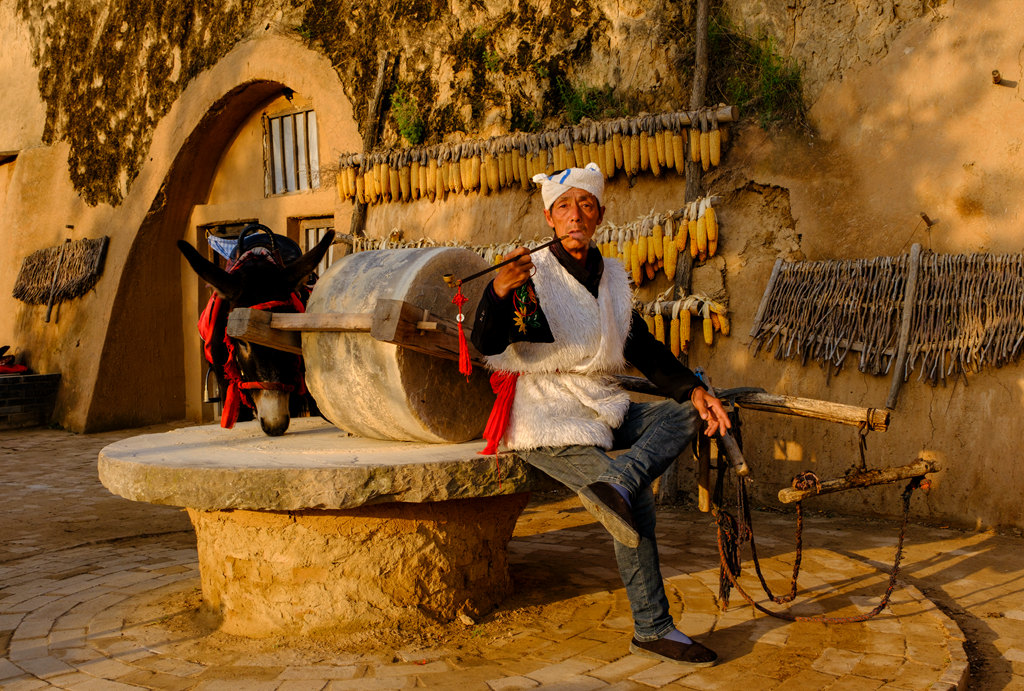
[684,0,1024,530]
[719,0,944,103]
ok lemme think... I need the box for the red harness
[197,250,308,428]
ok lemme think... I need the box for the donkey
[177,227,334,436]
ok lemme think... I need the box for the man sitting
[472,163,731,666]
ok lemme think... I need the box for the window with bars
[300,218,338,277]
[265,109,320,196]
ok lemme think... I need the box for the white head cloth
[532,162,605,209]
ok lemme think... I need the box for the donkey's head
[177,229,334,436]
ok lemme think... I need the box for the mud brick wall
[0,374,61,429]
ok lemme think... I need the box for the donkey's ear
[282,230,335,290]
[177,240,243,301]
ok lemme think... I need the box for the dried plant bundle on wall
[12,237,109,305]
[750,249,1024,386]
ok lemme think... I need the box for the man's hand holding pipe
[492,247,536,299]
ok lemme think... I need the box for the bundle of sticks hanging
[750,247,1024,388]
[335,105,738,205]
[905,252,1024,384]
[749,254,909,376]
[12,237,109,307]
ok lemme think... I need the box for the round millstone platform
[97,418,554,636]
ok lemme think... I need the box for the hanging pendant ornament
[452,284,472,378]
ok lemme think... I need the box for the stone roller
[303,247,494,443]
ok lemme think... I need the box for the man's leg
[521,444,717,665]
[519,445,675,640]
[598,399,701,497]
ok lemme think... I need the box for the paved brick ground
[2,425,1022,689]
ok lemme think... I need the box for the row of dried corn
[346,230,551,263]
[594,196,720,286]
[637,294,731,355]
[335,106,734,205]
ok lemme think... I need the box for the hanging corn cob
[673,114,686,175]
[705,198,719,256]
[468,144,481,192]
[663,216,678,280]
[399,153,412,202]
[661,114,674,171]
[629,230,642,286]
[612,120,624,172]
[652,219,664,261]
[603,123,616,178]
[696,198,709,259]
[670,301,681,357]
[639,124,650,173]
[410,156,421,200]
[426,156,437,201]
[628,120,641,176]
[680,298,692,352]
[688,203,699,259]
[647,117,661,177]
[486,149,500,194]
[701,302,713,345]
[645,222,656,267]
[637,227,649,273]
[654,299,666,345]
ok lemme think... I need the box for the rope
[715,475,926,623]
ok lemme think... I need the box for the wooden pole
[730,391,890,431]
[613,375,890,430]
[349,52,394,238]
[777,459,936,504]
[886,243,922,409]
[697,437,712,512]
[44,238,71,323]
[750,258,783,337]
[659,0,710,506]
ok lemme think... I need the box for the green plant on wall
[556,78,627,124]
[708,14,807,129]
[390,86,426,145]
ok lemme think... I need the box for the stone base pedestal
[188,493,530,637]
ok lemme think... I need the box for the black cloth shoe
[630,636,719,667]
[578,482,639,548]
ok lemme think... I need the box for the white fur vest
[486,248,634,450]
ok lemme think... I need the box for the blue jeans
[520,399,700,641]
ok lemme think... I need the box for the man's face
[543,187,605,257]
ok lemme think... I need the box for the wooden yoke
[225,300,485,364]
[778,459,937,504]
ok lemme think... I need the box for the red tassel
[480,371,519,455]
[452,285,472,378]
[221,382,241,429]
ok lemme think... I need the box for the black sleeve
[470,280,555,356]
[623,310,705,403]
[470,281,515,356]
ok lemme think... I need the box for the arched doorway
[86,79,346,430]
